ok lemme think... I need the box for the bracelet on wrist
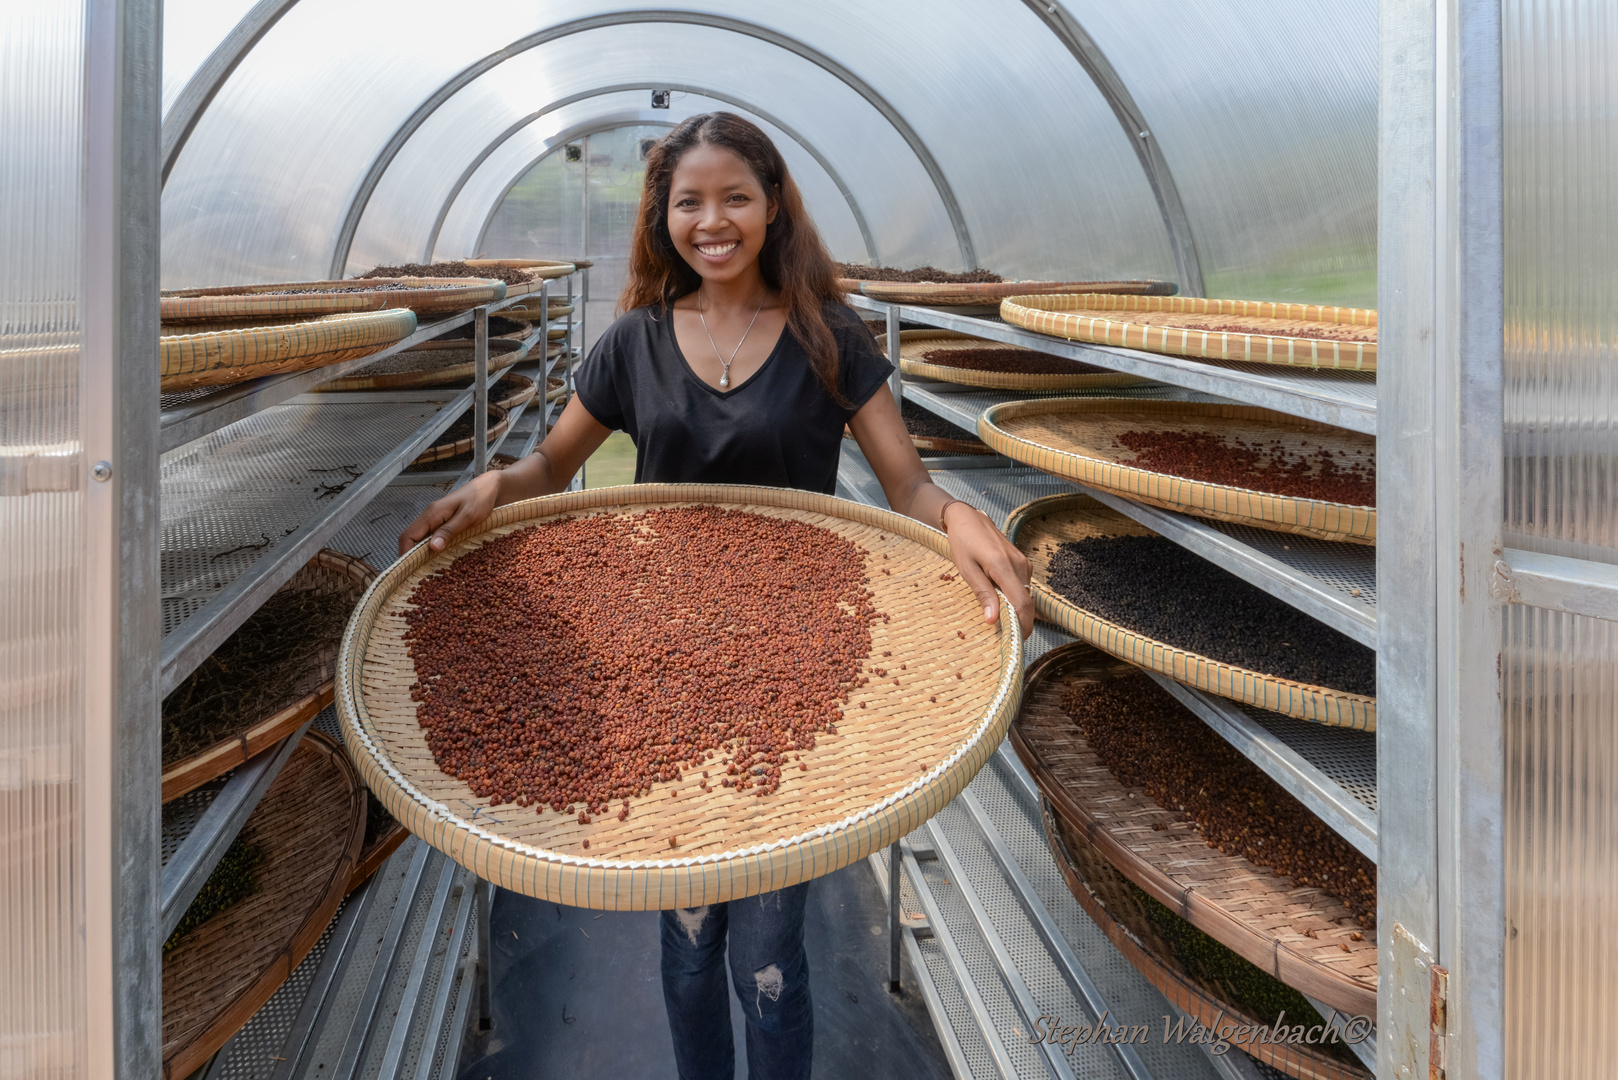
[937,497,969,534]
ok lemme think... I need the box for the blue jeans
[660,882,813,1080]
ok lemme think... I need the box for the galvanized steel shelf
[161,276,578,454]
[846,293,1377,435]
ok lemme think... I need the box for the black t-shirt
[573,302,893,494]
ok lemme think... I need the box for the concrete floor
[457,861,952,1080]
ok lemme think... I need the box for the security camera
[651,89,671,109]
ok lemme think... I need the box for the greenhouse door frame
[1379,0,1506,1077]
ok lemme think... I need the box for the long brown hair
[620,112,846,400]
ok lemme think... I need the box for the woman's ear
[766,185,780,225]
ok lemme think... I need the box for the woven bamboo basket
[335,484,1022,910]
[911,434,994,456]
[860,279,1177,306]
[1040,799,1372,1079]
[980,398,1376,545]
[161,731,366,1080]
[159,309,418,393]
[501,300,575,322]
[1011,643,1376,1015]
[312,338,527,393]
[463,258,576,280]
[343,276,506,318]
[492,373,537,412]
[162,551,377,802]
[545,376,566,402]
[836,277,863,293]
[1001,294,1377,372]
[881,329,1149,392]
[1004,493,1376,729]
[411,403,509,466]
[161,281,400,323]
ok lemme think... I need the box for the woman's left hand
[941,501,1034,638]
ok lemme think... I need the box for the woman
[400,112,1032,1080]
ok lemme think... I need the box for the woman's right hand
[398,469,502,556]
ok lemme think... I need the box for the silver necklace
[698,286,765,389]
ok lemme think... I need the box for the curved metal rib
[326,11,973,279]
[469,115,677,259]
[1021,0,1205,296]
[426,84,878,265]
[160,0,303,184]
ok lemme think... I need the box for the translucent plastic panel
[1503,0,1618,561]
[1,0,88,1075]
[1504,605,1618,1080]
[158,0,259,116]
[1064,0,1378,305]
[358,24,928,277]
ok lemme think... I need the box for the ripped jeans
[660,881,813,1080]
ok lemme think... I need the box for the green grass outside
[583,430,637,489]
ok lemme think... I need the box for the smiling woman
[398,111,1033,1080]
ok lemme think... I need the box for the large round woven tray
[1011,643,1376,1015]
[1005,493,1375,729]
[980,398,1376,545]
[357,276,507,318]
[411,403,509,466]
[881,329,1148,392]
[861,279,1177,306]
[312,338,527,393]
[336,484,1022,910]
[464,257,576,282]
[1040,799,1371,1079]
[545,376,566,402]
[493,373,537,412]
[162,551,376,803]
[501,300,574,322]
[161,281,399,323]
[161,732,366,1079]
[159,309,418,393]
[1001,294,1377,372]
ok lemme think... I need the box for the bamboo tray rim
[1003,492,1376,730]
[1039,799,1371,1080]
[884,329,1150,391]
[856,279,1178,301]
[1009,642,1376,1015]
[979,397,1376,545]
[336,483,1022,879]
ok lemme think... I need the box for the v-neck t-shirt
[572,302,894,494]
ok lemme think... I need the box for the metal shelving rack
[159,267,582,1080]
[837,293,1380,1076]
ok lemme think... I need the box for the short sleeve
[828,304,894,417]
[571,316,631,432]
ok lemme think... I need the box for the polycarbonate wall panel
[407,25,944,276]
[158,0,259,116]
[1063,0,1377,305]
[1503,605,1618,1080]
[1503,0,1618,562]
[1,0,88,1075]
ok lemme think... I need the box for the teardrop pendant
[719,366,731,389]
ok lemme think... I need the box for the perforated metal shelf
[160,388,468,696]
[160,277,578,453]
[846,294,1376,436]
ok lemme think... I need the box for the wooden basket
[1040,799,1372,1080]
[492,373,537,412]
[980,398,1376,545]
[411,403,509,466]
[882,329,1148,392]
[336,485,1022,910]
[312,338,527,393]
[161,732,366,1080]
[351,276,507,318]
[1004,493,1376,729]
[860,279,1177,306]
[1010,643,1376,1015]
[545,376,566,402]
[501,300,575,322]
[162,551,377,802]
[159,310,418,393]
[161,281,397,323]
[1001,294,1377,372]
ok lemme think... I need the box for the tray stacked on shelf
[1001,294,1377,372]
[980,398,1376,545]
[162,551,377,802]
[161,277,507,323]
[491,372,538,412]
[1014,643,1374,1080]
[409,403,509,466]
[1005,493,1376,729]
[159,309,419,393]
[313,337,528,393]
[883,329,1148,392]
[859,278,1176,307]
[161,731,367,1079]
[336,485,1022,910]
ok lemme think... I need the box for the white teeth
[697,241,738,256]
